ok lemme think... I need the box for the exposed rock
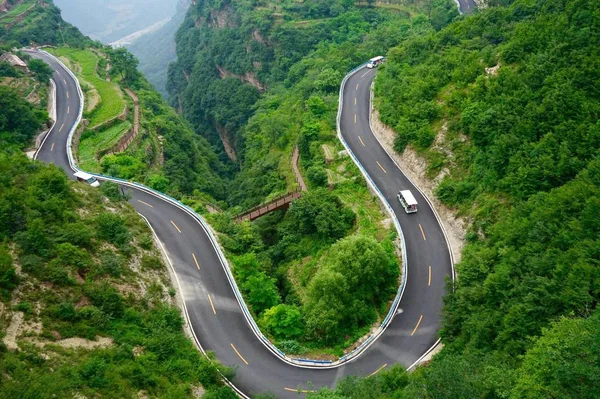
[210,6,236,28]
[485,63,500,76]
[474,0,488,9]
[29,336,113,349]
[191,385,206,398]
[216,65,266,92]
[3,312,24,351]
[252,29,265,44]
[215,122,238,162]
[132,346,145,357]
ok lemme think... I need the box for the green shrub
[307,166,328,187]
[99,250,122,277]
[96,212,130,245]
[260,304,304,340]
[141,254,163,270]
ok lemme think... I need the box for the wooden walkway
[236,191,302,222]
[235,145,307,222]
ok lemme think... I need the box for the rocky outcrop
[216,65,266,92]
[215,122,238,163]
[210,6,237,28]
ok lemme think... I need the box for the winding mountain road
[26,50,452,397]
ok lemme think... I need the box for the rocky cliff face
[167,0,357,163]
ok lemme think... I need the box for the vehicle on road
[397,190,417,213]
[74,171,100,187]
[367,56,384,68]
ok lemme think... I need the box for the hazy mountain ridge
[53,0,179,43]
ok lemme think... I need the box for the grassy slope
[0,0,36,25]
[49,47,125,127]
[78,121,131,171]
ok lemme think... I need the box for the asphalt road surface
[26,50,452,397]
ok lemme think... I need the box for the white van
[367,56,384,69]
[397,190,417,213]
[74,171,100,187]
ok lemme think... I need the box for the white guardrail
[37,48,414,374]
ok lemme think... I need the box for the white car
[397,190,417,213]
[367,55,384,69]
[74,171,100,187]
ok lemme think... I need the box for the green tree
[0,86,47,147]
[28,59,54,83]
[108,47,140,84]
[242,272,281,315]
[307,166,328,187]
[304,236,397,344]
[0,246,18,297]
[95,213,130,245]
[287,189,355,240]
[260,304,304,340]
[512,311,600,399]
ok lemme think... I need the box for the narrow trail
[291,145,307,191]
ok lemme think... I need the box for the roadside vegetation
[0,0,89,47]
[41,43,227,202]
[0,85,236,397]
[1,4,237,397]
[49,47,125,127]
[78,121,131,170]
[306,0,600,397]
[0,0,37,28]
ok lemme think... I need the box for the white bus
[367,56,384,69]
[74,171,100,187]
[397,190,418,213]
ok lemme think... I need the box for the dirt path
[292,145,307,191]
[125,88,140,139]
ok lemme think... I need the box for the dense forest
[306,0,600,396]
[167,0,458,176]
[168,0,460,355]
[0,3,238,397]
[0,87,236,399]
[2,0,599,396]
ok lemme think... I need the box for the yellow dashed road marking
[170,220,182,233]
[419,224,426,241]
[231,343,248,365]
[358,136,365,146]
[207,294,216,315]
[411,315,423,336]
[369,363,388,377]
[376,161,387,173]
[428,266,432,286]
[192,253,200,270]
[137,200,153,208]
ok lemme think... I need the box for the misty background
[53,0,190,96]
